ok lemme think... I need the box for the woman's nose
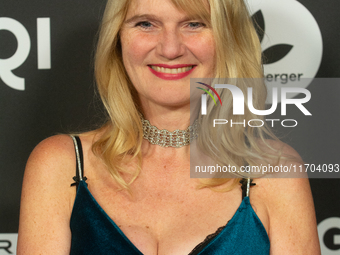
[156,28,185,60]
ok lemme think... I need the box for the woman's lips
[148,65,196,80]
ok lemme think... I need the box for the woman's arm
[17,135,76,254]
[263,144,321,254]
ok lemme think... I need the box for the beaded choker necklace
[140,114,199,148]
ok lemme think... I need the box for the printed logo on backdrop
[318,217,340,255]
[0,17,51,91]
[0,234,17,255]
[247,0,323,103]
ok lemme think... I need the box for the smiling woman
[17,0,320,254]
[120,0,215,118]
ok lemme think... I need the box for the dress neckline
[71,180,268,255]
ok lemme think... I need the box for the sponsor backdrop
[0,0,339,254]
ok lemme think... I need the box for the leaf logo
[252,10,294,64]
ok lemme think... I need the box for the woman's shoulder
[27,131,98,168]
[253,139,310,209]
[250,140,320,253]
[24,132,99,188]
[18,134,89,253]
[26,135,77,179]
[255,138,305,176]
[258,138,302,159]
[29,134,76,159]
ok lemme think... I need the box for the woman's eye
[188,22,205,29]
[136,21,153,29]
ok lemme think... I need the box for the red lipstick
[148,64,196,80]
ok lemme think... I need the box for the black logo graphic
[324,228,340,250]
[252,10,294,64]
[0,240,12,254]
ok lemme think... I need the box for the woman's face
[120,0,215,109]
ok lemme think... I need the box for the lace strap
[70,135,87,189]
[239,178,256,199]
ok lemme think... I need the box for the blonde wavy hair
[93,0,280,190]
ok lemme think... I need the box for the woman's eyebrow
[124,14,158,24]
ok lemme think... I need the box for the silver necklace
[140,114,199,148]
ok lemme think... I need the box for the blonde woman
[17,0,320,254]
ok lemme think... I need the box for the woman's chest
[81,177,269,255]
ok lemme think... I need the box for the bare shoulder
[17,134,78,254]
[25,135,77,179]
[258,138,302,160]
[252,140,320,254]
[23,132,98,182]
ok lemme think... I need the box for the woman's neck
[141,104,192,132]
